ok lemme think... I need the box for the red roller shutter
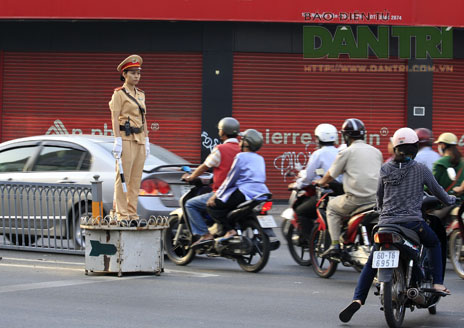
[432,60,464,149]
[1,52,202,163]
[233,53,407,199]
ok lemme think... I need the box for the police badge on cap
[117,55,143,72]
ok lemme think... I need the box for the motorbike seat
[227,206,250,222]
[226,194,272,222]
[429,205,456,220]
[375,224,421,245]
[350,202,376,216]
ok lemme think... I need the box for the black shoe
[339,301,361,323]
[320,244,341,258]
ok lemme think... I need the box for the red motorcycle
[282,182,344,266]
[448,201,464,279]
[309,186,379,278]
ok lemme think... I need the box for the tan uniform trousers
[115,140,146,220]
[326,194,376,243]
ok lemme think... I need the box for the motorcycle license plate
[257,215,278,228]
[372,250,400,268]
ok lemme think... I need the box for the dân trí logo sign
[303,26,453,59]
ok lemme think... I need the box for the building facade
[1,2,464,198]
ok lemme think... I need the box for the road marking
[164,268,219,278]
[0,276,145,294]
[2,257,83,266]
[1,258,219,278]
[0,263,83,272]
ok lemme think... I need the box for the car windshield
[99,142,189,166]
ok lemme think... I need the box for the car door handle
[57,178,76,184]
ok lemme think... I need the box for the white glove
[113,137,122,158]
[145,137,150,157]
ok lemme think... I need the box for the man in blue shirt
[288,123,342,237]
[207,129,269,238]
[414,128,441,171]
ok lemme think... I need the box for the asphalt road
[1,205,463,328]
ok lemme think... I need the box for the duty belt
[120,125,144,134]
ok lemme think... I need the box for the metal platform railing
[0,180,93,255]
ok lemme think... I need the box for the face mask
[438,145,444,156]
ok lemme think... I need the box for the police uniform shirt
[328,140,383,198]
[109,86,146,144]
[296,145,341,189]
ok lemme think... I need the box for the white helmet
[392,127,419,148]
[315,124,338,142]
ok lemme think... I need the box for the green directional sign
[89,240,117,257]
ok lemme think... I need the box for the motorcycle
[280,167,306,240]
[281,181,343,266]
[422,166,464,279]
[309,186,379,278]
[372,223,449,327]
[280,184,316,266]
[422,194,462,278]
[163,169,280,273]
[447,201,464,279]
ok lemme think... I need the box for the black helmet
[240,129,263,151]
[341,118,366,139]
[217,117,240,136]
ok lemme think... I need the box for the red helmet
[414,128,433,146]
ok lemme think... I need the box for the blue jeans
[185,192,213,236]
[353,220,443,304]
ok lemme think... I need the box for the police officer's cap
[117,55,143,72]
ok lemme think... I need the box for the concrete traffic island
[80,216,168,277]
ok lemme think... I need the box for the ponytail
[446,145,462,167]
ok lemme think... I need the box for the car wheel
[5,233,36,246]
[69,201,92,249]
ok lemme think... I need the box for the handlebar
[181,172,213,187]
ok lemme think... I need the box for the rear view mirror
[447,167,456,181]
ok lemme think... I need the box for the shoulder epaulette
[136,87,145,93]
[114,86,123,92]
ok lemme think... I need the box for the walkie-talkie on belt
[124,117,131,136]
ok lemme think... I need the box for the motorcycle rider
[288,123,342,238]
[206,129,269,239]
[414,128,441,171]
[453,179,464,194]
[433,132,464,199]
[183,117,240,247]
[339,127,455,323]
[316,118,383,258]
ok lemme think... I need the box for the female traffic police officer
[109,54,150,222]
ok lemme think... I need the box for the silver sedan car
[0,135,192,247]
